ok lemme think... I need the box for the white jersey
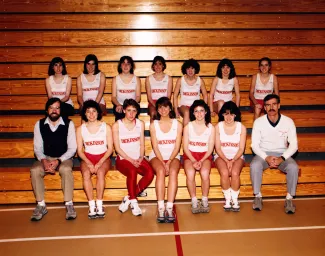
[149,119,180,161]
[254,74,274,100]
[188,122,212,152]
[116,75,137,105]
[213,78,234,102]
[81,72,105,104]
[81,122,107,155]
[215,121,242,160]
[179,76,201,107]
[149,74,169,101]
[118,119,141,159]
[49,75,73,106]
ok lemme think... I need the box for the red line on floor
[173,205,184,256]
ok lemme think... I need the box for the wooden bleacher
[0,0,324,204]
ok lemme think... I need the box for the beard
[49,113,60,122]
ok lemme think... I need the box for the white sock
[255,192,262,198]
[157,200,165,209]
[191,197,198,203]
[166,202,173,210]
[202,196,208,202]
[88,200,95,208]
[96,199,103,208]
[37,200,45,206]
[286,193,293,200]
[65,200,73,206]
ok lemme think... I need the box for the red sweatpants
[116,156,154,199]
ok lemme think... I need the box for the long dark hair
[83,54,100,75]
[189,100,211,126]
[155,97,176,120]
[118,56,135,74]
[218,101,241,122]
[48,57,67,76]
[216,58,236,79]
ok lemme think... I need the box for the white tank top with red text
[179,76,201,107]
[149,74,169,101]
[149,119,180,161]
[188,122,212,152]
[81,72,105,104]
[215,121,242,160]
[81,122,107,155]
[254,74,274,100]
[213,78,234,102]
[49,75,73,106]
[116,75,137,105]
[118,119,141,159]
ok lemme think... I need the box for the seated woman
[149,97,182,223]
[77,54,107,115]
[249,57,279,120]
[112,56,141,121]
[45,57,74,116]
[112,99,154,216]
[145,56,173,122]
[183,100,215,214]
[214,101,246,211]
[174,59,208,126]
[76,100,113,219]
[209,58,240,116]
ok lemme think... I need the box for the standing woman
[112,99,154,216]
[214,101,246,211]
[145,56,173,122]
[183,100,215,214]
[149,97,182,223]
[112,56,141,121]
[174,59,208,126]
[76,100,113,218]
[209,58,240,116]
[249,57,279,120]
[45,57,74,116]
[77,54,107,115]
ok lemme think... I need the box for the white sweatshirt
[251,114,298,160]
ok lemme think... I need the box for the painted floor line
[0,196,324,212]
[1,225,325,243]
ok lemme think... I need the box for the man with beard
[250,94,298,214]
[30,98,77,221]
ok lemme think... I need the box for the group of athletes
[31,54,298,223]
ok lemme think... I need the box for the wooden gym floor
[0,197,324,256]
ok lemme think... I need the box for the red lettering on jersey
[221,142,239,147]
[216,90,232,94]
[119,89,135,93]
[183,92,199,96]
[189,141,207,147]
[85,140,104,146]
[158,139,176,145]
[121,137,140,143]
[152,89,167,93]
[83,88,99,92]
[52,92,65,95]
[256,89,273,94]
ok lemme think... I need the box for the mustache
[268,109,276,112]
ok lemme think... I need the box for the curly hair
[189,99,211,126]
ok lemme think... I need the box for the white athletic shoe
[118,196,131,213]
[131,201,142,216]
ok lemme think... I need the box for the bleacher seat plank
[2,30,324,47]
[2,14,325,30]
[0,161,323,191]
[1,134,324,159]
[1,183,324,204]
[2,46,325,63]
[3,0,325,13]
[1,110,325,133]
[1,76,324,96]
[2,61,325,79]
[1,91,324,111]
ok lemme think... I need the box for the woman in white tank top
[77,54,107,115]
[209,58,240,116]
[183,100,215,214]
[249,57,279,120]
[112,56,141,121]
[45,57,74,116]
[149,97,182,223]
[76,100,113,219]
[173,59,208,126]
[112,99,154,217]
[145,56,173,123]
[214,101,246,211]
